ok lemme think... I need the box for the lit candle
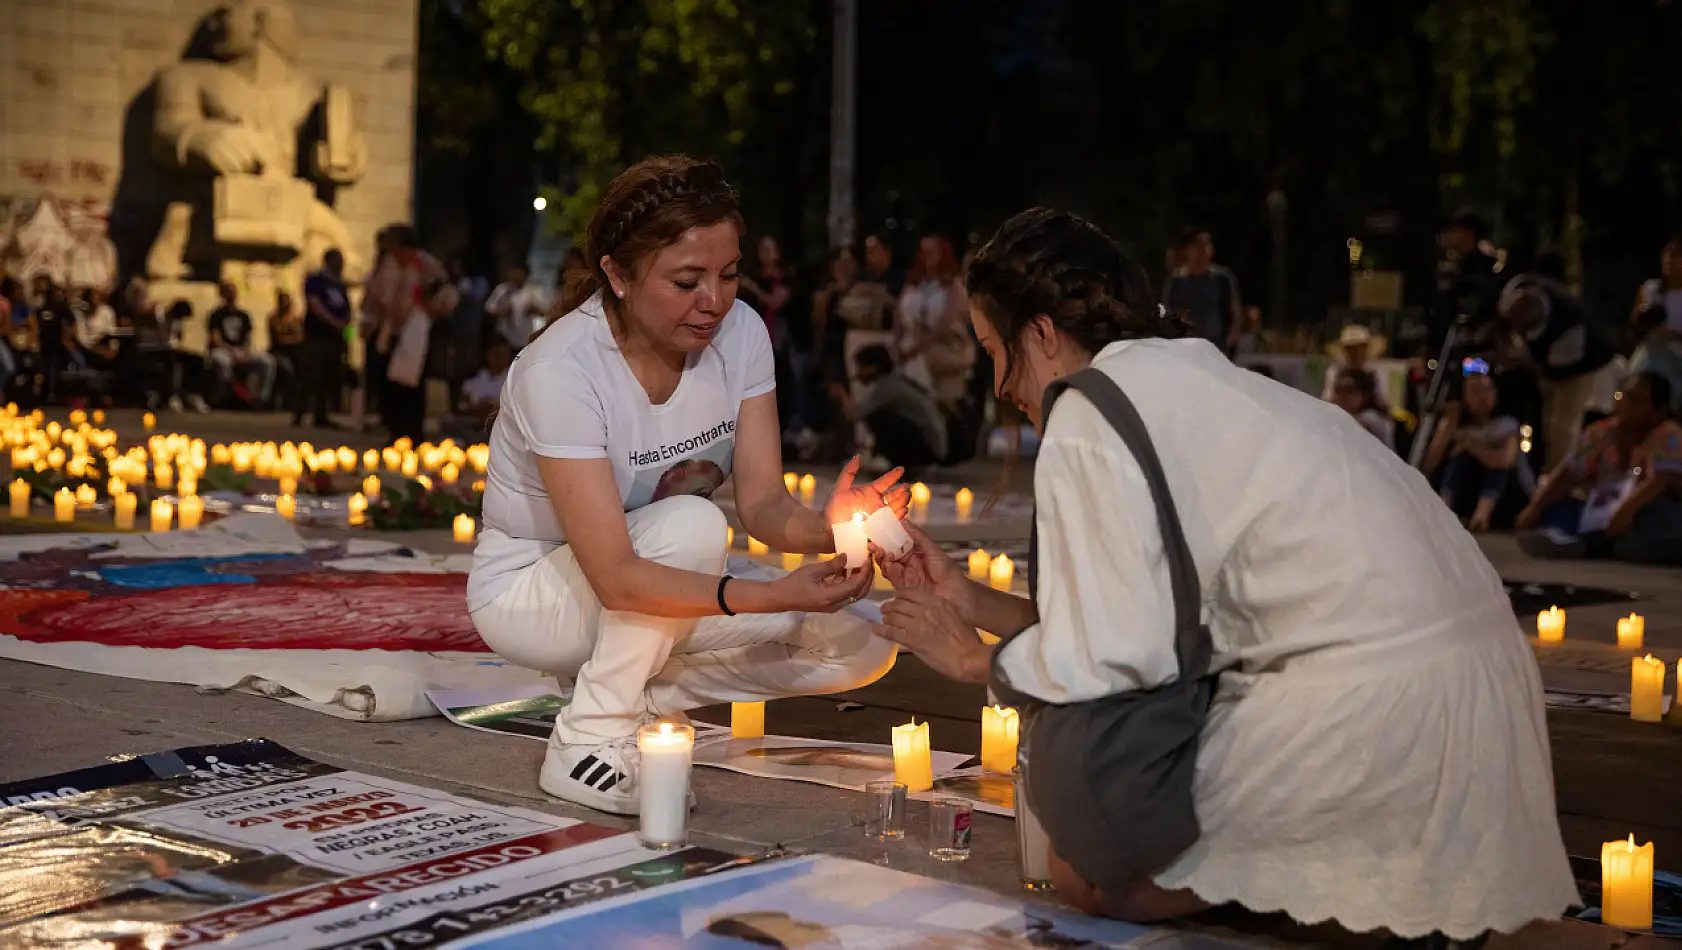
[317,450,338,473]
[637,719,695,850]
[382,447,401,470]
[362,449,379,471]
[114,491,136,530]
[401,453,419,478]
[348,491,368,526]
[747,536,769,556]
[799,473,816,504]
[980,705,1019,773]
[731,701,765,739]
[468,444,490,472]
[68,409,86,426]
[142,412,156,433]
[275,494,295,522]
[781,551,804,571]
[91,410,104,425]
[150,497,172,532]
[1601,835,1654,930]
[453,513,476,543]
[831,512,870,573]
[336,446,356,470]
[784,471,798,493]
[955,487,973,522]
[471,478,486,493]
[47,447,65,469]
[278,475,298,497]
[726,526,735,549]
[861,506,914,560]
[53,487,74,522]
[910,481,930,518]
[394,437,413,453]
[967,548,991,579]
[74,483,96,508]
[212,443,231,465]
[106,475,127,498]
[989,554,1015,591]
[154,465,173,491]
[8,479,27,518]
[362,474,381,499]
[891,719,935,792]
[415,473,433,491]
[1631,655,1665,723]
[178,473,197,497]
[441,462,460,485]
[1537,606,1565,643]
[178,494,203,530]
[1617,614,1645,651]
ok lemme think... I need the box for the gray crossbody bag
[990,367,1217,893]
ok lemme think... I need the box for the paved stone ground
[1,409,1678,949]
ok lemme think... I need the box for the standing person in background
[356,232,397,432]
[0,277,22,393]
[32,278,73,405]
[267,291,305,415]
[1321,324,1387,405]
[448,251,490,398]
[863,234,906,299]
[813,246,894,461]
[486,263,547,351]
[1630,238,1682,409]
[740,236,805,439]
[896,235,974,409]
[1491,271,1614,470]
[1161,228,1241,350]
[366,226,452,444]
[298,249,352,429]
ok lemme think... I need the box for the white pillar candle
[862,506,913,559]
[955,487,974,522]
[980,705,1020,773]
[9,479,29,518]
[781,551,804,572]
[1601,835,1654,930]
[747,536,769,556]
[74,483,97,509]
[453,513,476,543]
[831,512,870,573]
[362,474,381,499]
[114,492,136,530]
[1015,770,1053,890]
[967,548,991,580]
[1631,655,1665,723]
[783,471,798,493]
[1617,614,1645,651]
[1537,606,1565,642]
[177,494,204,530]
[150,498,173,532]
[363,449,379,471]
[275,494,295,522]
[989,554,1015,591]
[798,473,816,504]
[336,446,357,471]
[637,719,695,849]
[732,702,765,739]
[891,719,935,792]
[53,488,75,523]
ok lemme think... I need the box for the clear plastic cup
[865,780,907,839]
[927,796,973,861]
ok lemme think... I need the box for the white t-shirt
[466,293,775,611]
[487,282,550,349]
[461,369,506,407]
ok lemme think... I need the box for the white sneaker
[167,395,184,413]
[539,734,641,815]
[189,394,211,414]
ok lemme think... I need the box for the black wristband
[716,574,736,616]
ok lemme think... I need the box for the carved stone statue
[146,0,367,282]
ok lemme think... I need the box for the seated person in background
[1321,323,1386,404]
[452,337,513,437]
[138,299,210,413]
[32,279,74,405]
[206,282,277,409]
[71,287,119,374]
[268,291,306,414]
[836,344,949,476]
[1329,367,1395,447]
[1516,373,1682,565]
[1423,369,1523,532]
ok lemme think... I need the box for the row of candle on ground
[730,703,1021,782]
[10,485,209,531]
[780,471,978,521]
[1537,606,1650,650]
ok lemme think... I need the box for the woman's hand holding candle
[822,456,910,546]
[756,556,876,613]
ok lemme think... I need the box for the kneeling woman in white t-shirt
[469,156,904,815]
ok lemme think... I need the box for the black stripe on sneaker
[570,755,600,782]
[584,761,615,788]
[598,772,618,792]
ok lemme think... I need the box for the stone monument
[0,0,417,350]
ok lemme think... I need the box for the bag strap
[1026,367,1211,680]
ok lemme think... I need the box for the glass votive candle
[927,796,973,862]
[1013,770,1054,891]
[864,780,907,840]
[637,719,695,851]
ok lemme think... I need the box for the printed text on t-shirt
[629,419,735,467]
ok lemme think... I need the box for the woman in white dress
[875,208,1577,943]
[895,235,974,408]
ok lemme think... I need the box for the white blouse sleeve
[994,401,1180,704]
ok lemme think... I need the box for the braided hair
[965,208,1187,389]
[554,155,743,323]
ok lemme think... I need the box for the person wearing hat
[1321,323,1388,404]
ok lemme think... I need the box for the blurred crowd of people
[1315,211,1682,566]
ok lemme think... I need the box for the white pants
[470,496,898,746]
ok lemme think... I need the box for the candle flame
[852,512,864,523]
[658,721,674,736]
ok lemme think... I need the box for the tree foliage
[478,0,817,238]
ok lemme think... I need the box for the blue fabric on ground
[97,554,301,589]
